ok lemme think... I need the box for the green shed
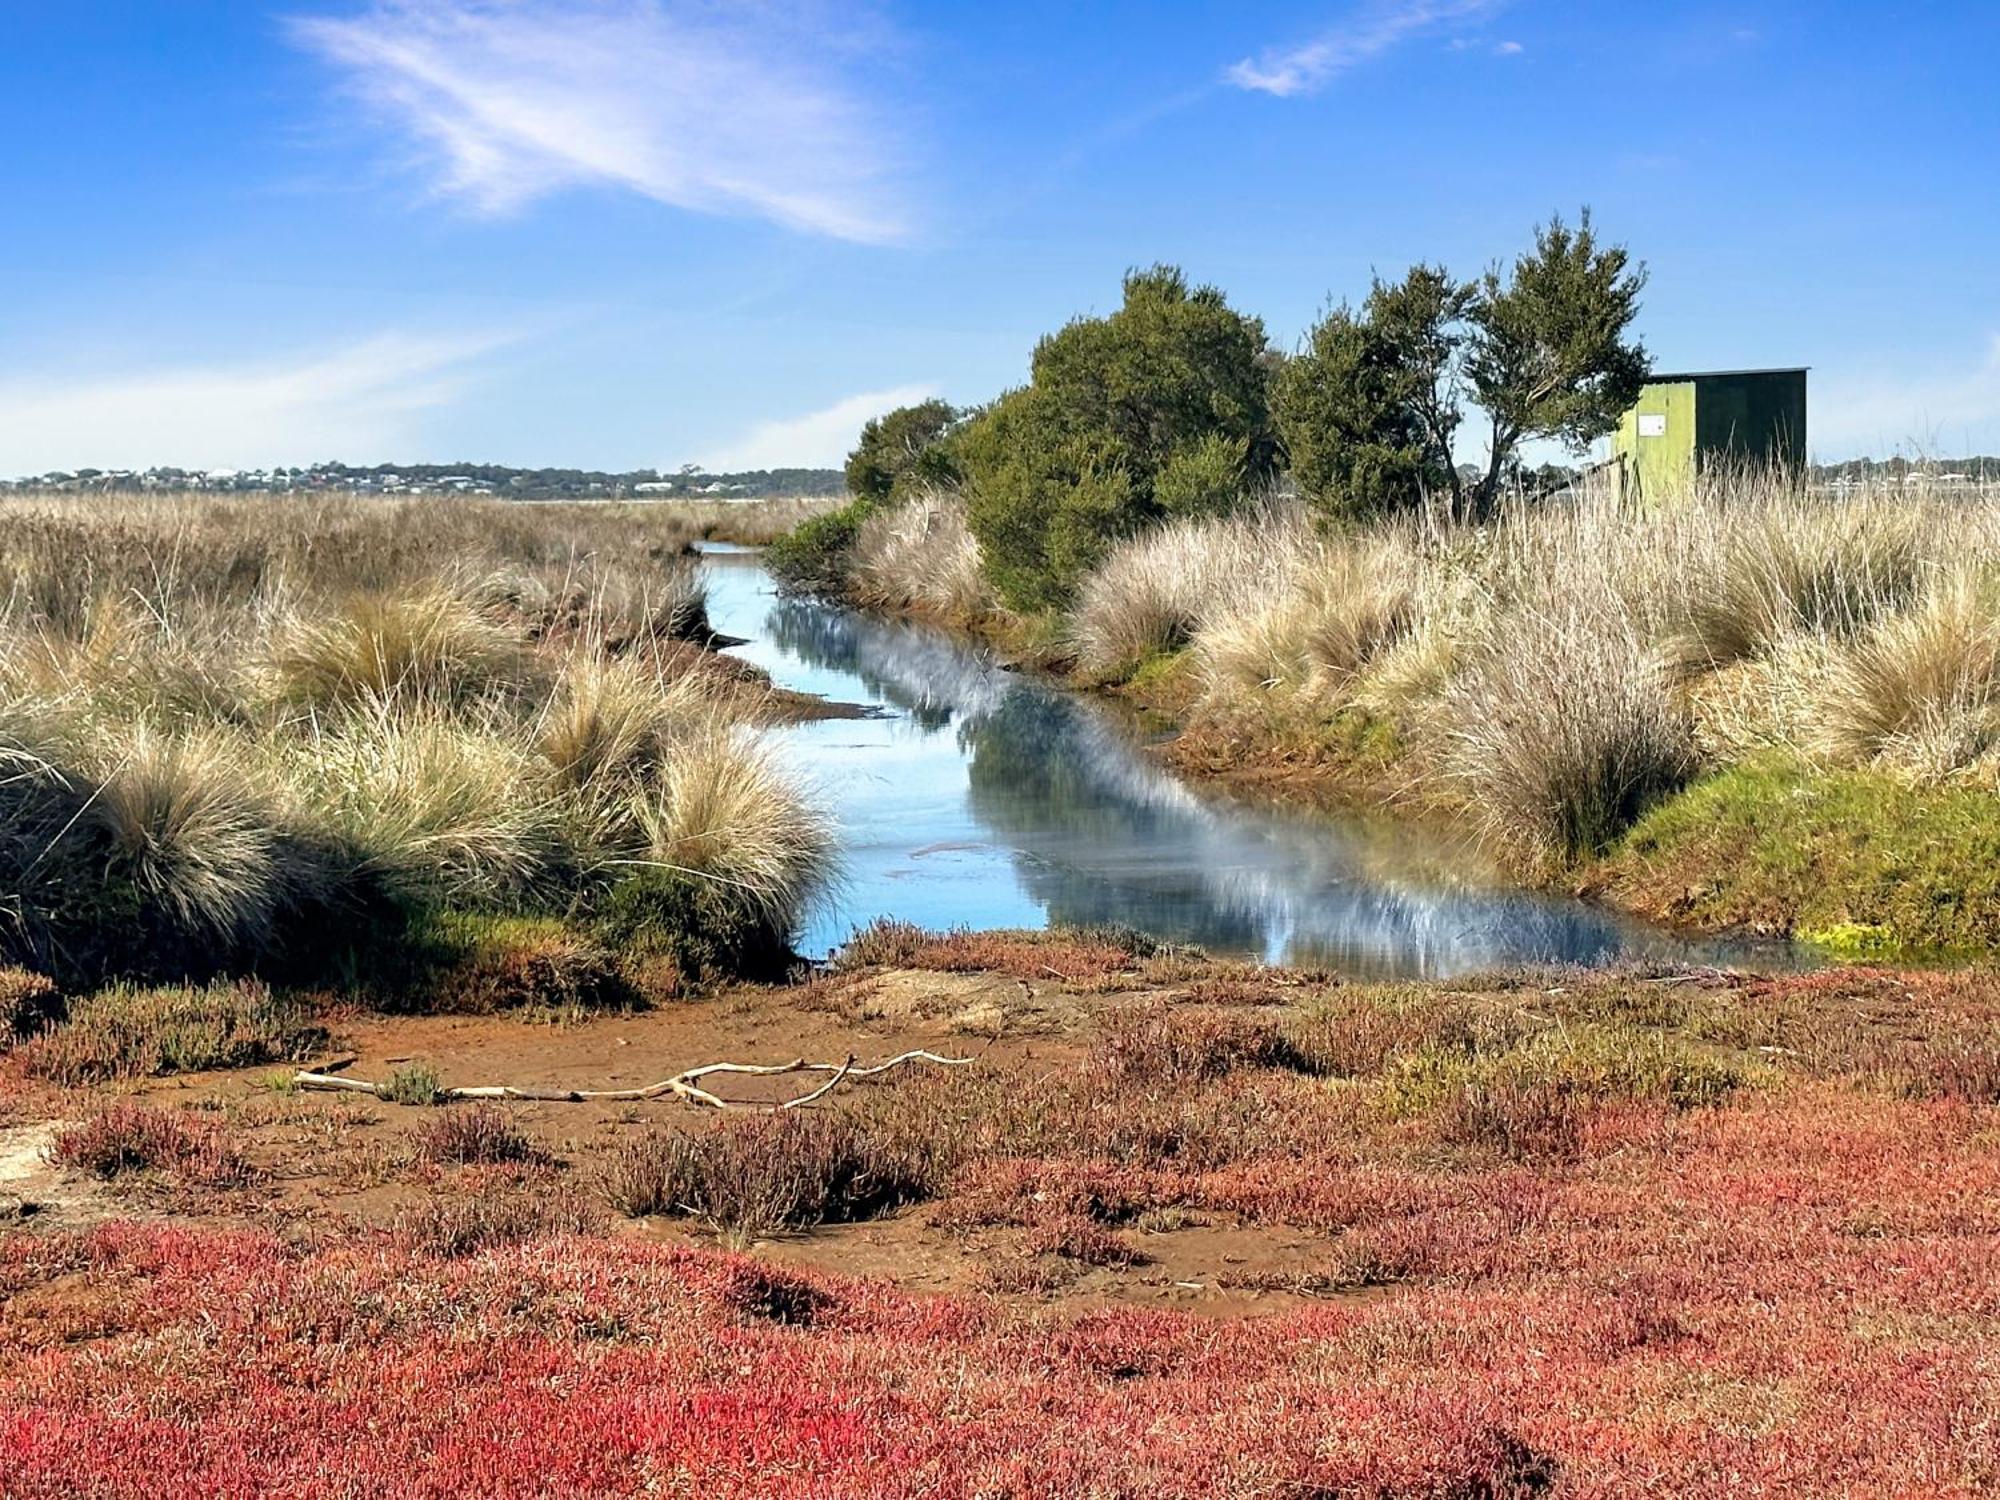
[1612,367,1808,502]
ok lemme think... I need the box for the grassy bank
[0,493,839,999]
[767,475,2000,951]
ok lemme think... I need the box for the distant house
[1613,367,1807,502]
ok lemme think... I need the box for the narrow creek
[699,544,1795,979]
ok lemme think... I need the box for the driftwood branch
[291,1049,972,1110]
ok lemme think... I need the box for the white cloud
[698,384,938,472]
[1813,336,2000,458]
[1228,0,1501,97]
[0,333,506,476]
[289,0,910,244]
[1493,39,1524,55]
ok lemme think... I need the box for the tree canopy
[961,266,1274,611]
[844,399,962,507]
[1274,211,1648,523]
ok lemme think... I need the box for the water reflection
[701,548,1790,978]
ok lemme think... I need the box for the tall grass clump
[78,723,294,949]
[1812,565,2000,779]
[1073,510,1280,678]
[603,729,836,980]
[1191,525,1420,714]
[299,702,567,910]
[536,654,705,792]
[845,492,998,626]
[270,585,526,708]
[1658,480,1935,677]
[1444,591,1697,865]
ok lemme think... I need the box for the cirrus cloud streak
[289,0,912,243]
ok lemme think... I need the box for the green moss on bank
[1592,757,2000,960]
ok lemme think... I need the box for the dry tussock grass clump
[1657,484,1938,676]
[1810,564,2000,779]
[1072,509,1282,676]
[270,585,528,709]
[1443,589,1698,864]
[630,727,835,935]
[301,702,569,909]
[1159,476,2000,863]
[0,494,834,989]
[74,722,296,948]
[536,653,706,792]
[845,492,998,624]
[1192,524,1419,713]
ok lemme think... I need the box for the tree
[1464,211,1649,515]
[1273,273,1464,522]
[1276,212,1648,523]
[962,266,1274,610]
[844,399,961,506]
[1364,264,1476,513]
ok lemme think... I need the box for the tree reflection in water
[721,551,1790,979]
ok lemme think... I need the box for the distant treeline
[7,462,847,500]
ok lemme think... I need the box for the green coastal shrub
[961,266,1274,612]
[845,399,962,506]
[596,868,794,984]
[764,498,877,590]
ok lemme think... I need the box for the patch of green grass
[1318,707,1402,769]
[1799,922,1902,962]
[380,1062,442,1106]
[595,868,794,986]
[414,910,635,1017]
[1594,756,2000,959]
[1372,1024,1750,1123]
[1121,647,1192,698]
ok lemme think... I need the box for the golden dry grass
[0,493,834,985]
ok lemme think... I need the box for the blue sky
[2,0,1997,475]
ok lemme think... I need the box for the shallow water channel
[700,545,1791,979]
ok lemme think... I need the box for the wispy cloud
[1228,0,1501,97]
[698,384,938,471]
[0,333,507,476]
[288,1,911,243]
[1814,336,2000,458]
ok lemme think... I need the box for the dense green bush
[845,399,961,506]
[595,868,796,984]
[1272,289,1445,522]
[960,267,1274,612]
[764,498,876,589]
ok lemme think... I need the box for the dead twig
[292,1049,972,1110]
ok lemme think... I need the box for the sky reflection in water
[700,547,1791,979]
